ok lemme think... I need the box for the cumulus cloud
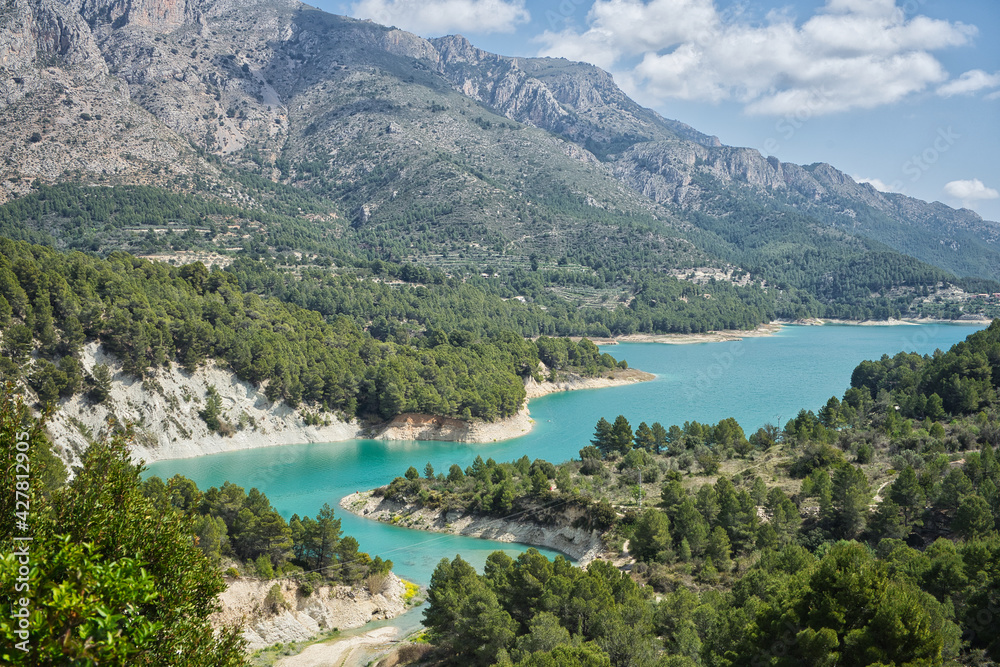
[855,177,902,193]
[349,0,529,36]
[944,179,1000,203]
[537,0,976,115]
[937,69,1000,97]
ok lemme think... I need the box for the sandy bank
[275,625,401,667]
[605,316,992,346]
[819,317,993,326]
[614,322,784,345]
[340,490,609,565]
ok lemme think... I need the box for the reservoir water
[145,323,987,585]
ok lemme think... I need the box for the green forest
[2,183,996,342]
[378,322,1000,666]
[0,395,248,664]
[0,237,634,422]
[139,474,389,586]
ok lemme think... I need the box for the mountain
[1,0,998,324]
[414,35,1000,283]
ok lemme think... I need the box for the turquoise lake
[145,322,987,585]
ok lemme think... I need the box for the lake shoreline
[586,317,993,346]
[339,489,610,565]
[56,318,990,466]
[45,355,654,465]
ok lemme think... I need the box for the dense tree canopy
[0,393,246,665]
[0,238,634,422]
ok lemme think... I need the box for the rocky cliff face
[611,137,1000,279]
[425,34,720,152]
[213,574,407,651]
[80,0,198,32]
[0,0,220,201]
[341,490,609,564]
[1,0,997,279]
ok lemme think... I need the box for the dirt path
[275,626,399,667]
[872,477,894,504]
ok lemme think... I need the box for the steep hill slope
[415,36,1000,282]
[0,0,997,322]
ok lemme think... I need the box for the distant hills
[2,0,999,326]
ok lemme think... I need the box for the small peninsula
[43,341,653,466]
[341,488,611,564]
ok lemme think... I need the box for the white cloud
[936,69,1000,97]
[855,176,902,193]
[823,0,898,18]
[349,0,529,36]
[944,179,1000,202]
[537,0,976,115]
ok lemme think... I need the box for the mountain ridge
[2,0,999,315]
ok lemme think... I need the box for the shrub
[367,570,390,595]
[264,583,287,612]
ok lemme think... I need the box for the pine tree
[634,421,655,451]
[954,495,994,539]
[888,466,925,527]
[610,415,633,456]
[591,417,613,457]
[832,465,871,539]
[706,526,733,572]
[651,422,668,454]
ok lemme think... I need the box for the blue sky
[325,0,1000,222]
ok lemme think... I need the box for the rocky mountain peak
[79,0,198,32]
[1,0,996,283]
[430,34,486,65]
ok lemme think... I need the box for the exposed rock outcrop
[213,574,406,651]
[3,0,996,284]
[524,367,654,399]
[43,344,653,467]
[369,410,534,443]
[341,490,608,565]
[43,342,364,469]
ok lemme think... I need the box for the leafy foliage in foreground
[0,393,247,665]
[140,475,389,586]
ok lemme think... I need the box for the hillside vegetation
[377,322,1000,666]
[2,0,1000,327]
[0,237,632,423]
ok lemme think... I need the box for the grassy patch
[248,628,342,666]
